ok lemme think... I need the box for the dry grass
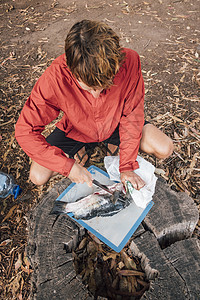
[0,1,199,299]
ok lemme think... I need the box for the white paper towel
[104,155,157,208]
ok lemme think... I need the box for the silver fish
[51,192,127,220]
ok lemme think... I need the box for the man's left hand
[120,171,145,190]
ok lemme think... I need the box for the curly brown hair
[65,20,125,88]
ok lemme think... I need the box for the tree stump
[130,232,200,299]
[163,238,200,300]
[27,177,199,299]
[130,232,188,299]
[27,178,93,300]
[144,177,199,249]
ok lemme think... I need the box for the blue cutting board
[57,165,153,252]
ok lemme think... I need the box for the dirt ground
[0,0,199,299]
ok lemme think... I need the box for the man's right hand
[68,162,93,187]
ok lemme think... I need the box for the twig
[174,151,185,162]
[183,97,200,102]
[0,117,15,127]
[7,250,15,278]
[144,39,151,49]
[173,0,183,3]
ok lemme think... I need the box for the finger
[137,182,145,190]
[135,184,140,190]
[137,180,145,190]
[129,179,143,190]
[81,171,93,187]
[82,173,92,185]
[86,169,93,179]
[129,180,138,190]
[121,176,128,185]
[86,175,93,187]
[86,180,93,187]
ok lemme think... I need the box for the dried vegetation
[73,231,149,299]
[0,0,199,299]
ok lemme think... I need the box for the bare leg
[140,124,174,158]
[30,124,173,185]
[29,161,58,185]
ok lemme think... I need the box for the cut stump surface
[27,177,199,299]
[144,177,199,248]
[27,178,92,300]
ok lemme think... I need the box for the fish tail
[50,201,69,215]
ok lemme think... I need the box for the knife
[92,179,128,204]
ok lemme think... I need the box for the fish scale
[51,192,129,220]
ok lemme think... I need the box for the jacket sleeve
[119,55,144,173]
[15,73,75,177]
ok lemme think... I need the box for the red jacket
[15,48,144,176]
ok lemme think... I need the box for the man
[15,20,173,190]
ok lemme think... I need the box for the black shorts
[46,121,150,158]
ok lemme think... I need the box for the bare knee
[29,170,47,186]
[155,137,174,159]
[140,124,174,159]
[29,161,56,186]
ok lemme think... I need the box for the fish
[51,184,131,220]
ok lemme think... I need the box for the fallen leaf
[19,276,24,297]
[190,127,200,136]
[18,293,23,300]
[187,145,191,157]
[189,153,198,170]
[118,269,145,276]
[15,253,22,271]
[24,255,31,269]
[171,116,183,123]
[183,127,189,138]
[78,237,87,250]
[121,250,137,270]
[110,258,116,269]
[175,14,189,18]
[7,273,21,296]
[112,277,119,289]
[82,268,91,282]
[174,131,181,139]
[130,275,137,292]
[103,252,118,261]
[21,265,33,275]
[179,62,188,72]
[154,168,166,176]
[165,167,169,177]
[0,239,12,246]
[118,261,125,269]
[174,84,179,93]
[127,276,133,293]
[180,74,185,83]
[2,205,18,223]
[119,276,128,291]
[88,232,103,245]
[87,241,97,254]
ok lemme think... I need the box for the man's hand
[68,162,93,187]
[120,171,145,190]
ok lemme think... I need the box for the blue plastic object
[56,165,154,253]
[0,171,22,199]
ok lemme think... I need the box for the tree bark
[27,178,93,300]
[27,177,199,299]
